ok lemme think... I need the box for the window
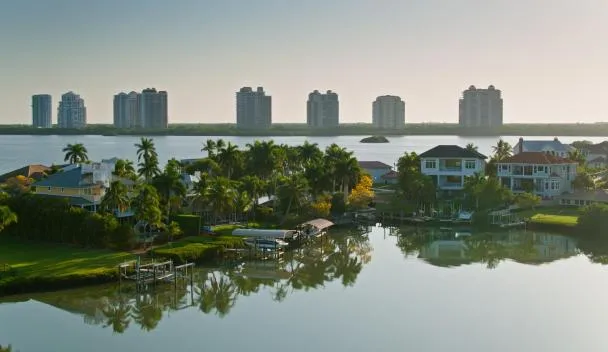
[47,186,51,191]
[500,164,509,171]
[425,160,436,169]
[60,188,64,193]
[465,160,476,169]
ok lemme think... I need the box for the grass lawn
[519,206,582,228]
[0,238,134,295]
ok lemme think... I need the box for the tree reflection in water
[25,227,374,334]
[394,227,577,269]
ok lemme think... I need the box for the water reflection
[395,227,578,268]
[0,228,372,334]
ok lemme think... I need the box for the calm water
[2,226,608,352]
[1,135,607,174]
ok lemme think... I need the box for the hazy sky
[1,0,607,125]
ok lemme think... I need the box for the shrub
[578,203,608,237]
[170,214,200,237]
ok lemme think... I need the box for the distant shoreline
[1,123,608,137]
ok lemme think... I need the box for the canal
[1,225,608,352]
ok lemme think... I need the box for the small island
[360,135,389,143]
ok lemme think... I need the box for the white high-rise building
[307,90,339,128]
[32,94,52,128]
[113,91,140,128]
[57,91,87,129]
[459,85,503,128]
[236,87,271,128]
[372,95,405,128]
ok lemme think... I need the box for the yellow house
[32,166,106,210]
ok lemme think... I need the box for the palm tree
[135,137,158,162]
[334,155,361,203]
[297,141,323,169]
[196,272,237,317]
[152,159,187,217]
[205,177,236,223]
[131,293,163,331]
[492,139,512,161]
[201,139,217,159]
[62,143,89,164]
[567,149,586,166]
[132,184,162,236]
[463,172,485,209]
[100,181,130,214]
[216,142,240,179]
[0,205,17,232]
[113,159,136,180]
[246,140,278,180]
[137,155,161,182]
[465,143,478,152]
[278,174,309,221]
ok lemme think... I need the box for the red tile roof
[500,152,573,165]
[0,164,51,183]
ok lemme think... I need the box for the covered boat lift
[299,218,334,238]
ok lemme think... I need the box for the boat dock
[118,258,195,291]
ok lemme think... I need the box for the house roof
[499,152,573,165]
[518,139,573,153]
[419,145,487,159]
[33,193,95,206]
[358,161,392,169]
[381,170,399,179]
[0,164,51,183]
[589,156,606,163]
[558,189,608,202]
[35,167,83,187]
[579,142,608,154]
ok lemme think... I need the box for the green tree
[578,203,608,236]
[463,173,486,209]
[568,149,586,166]
[135,137,158,162]
[201,139,217,159]
[137,155,161,182]
[297,140,323,169]
[205,177,236,223]
[246,140,278,180]
[152,158,187,216]
[62,143,89,164]
[514,192,541,210]
[100,181,130,214]
[113,159,137,180]
[492,139,513,161]
[465,143,478,152]
[216,141,241,179]
[0,205,17,233]
[132,184,162,235]
[278,174,309,221]
[573,172,595,191]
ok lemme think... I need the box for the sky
[0,0,607,125]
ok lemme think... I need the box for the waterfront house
[32,161,119,211]
[496,152,577,199]
[0,164,51,184]
[557,189,608,206]
[577,142,608,167]
[419,145,487,191]
[512,137,574,158]
[358,161,393,183]
[380,170,399,185]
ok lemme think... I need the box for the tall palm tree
[297,141,323,169]
[205,177,236,223]
[152,159,187,217]
[201,139,217,159]
[216,142,241,179]
[62,143,89,164]
[463,172,486,209]
[278,174,309,221]
[135,137,158,162]
[567,149,586,166]
[492,139,512,161]
[246,140,278,179]
[334,155,361,203]
[137,155,161,182]
[100,181,130,214]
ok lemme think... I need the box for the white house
[497,152,577,199]
[578,142,608,167]
[419,145,487,191]
[512,137,574,158]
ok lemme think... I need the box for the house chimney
[554,137,559,142]
[519,137,524,154]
